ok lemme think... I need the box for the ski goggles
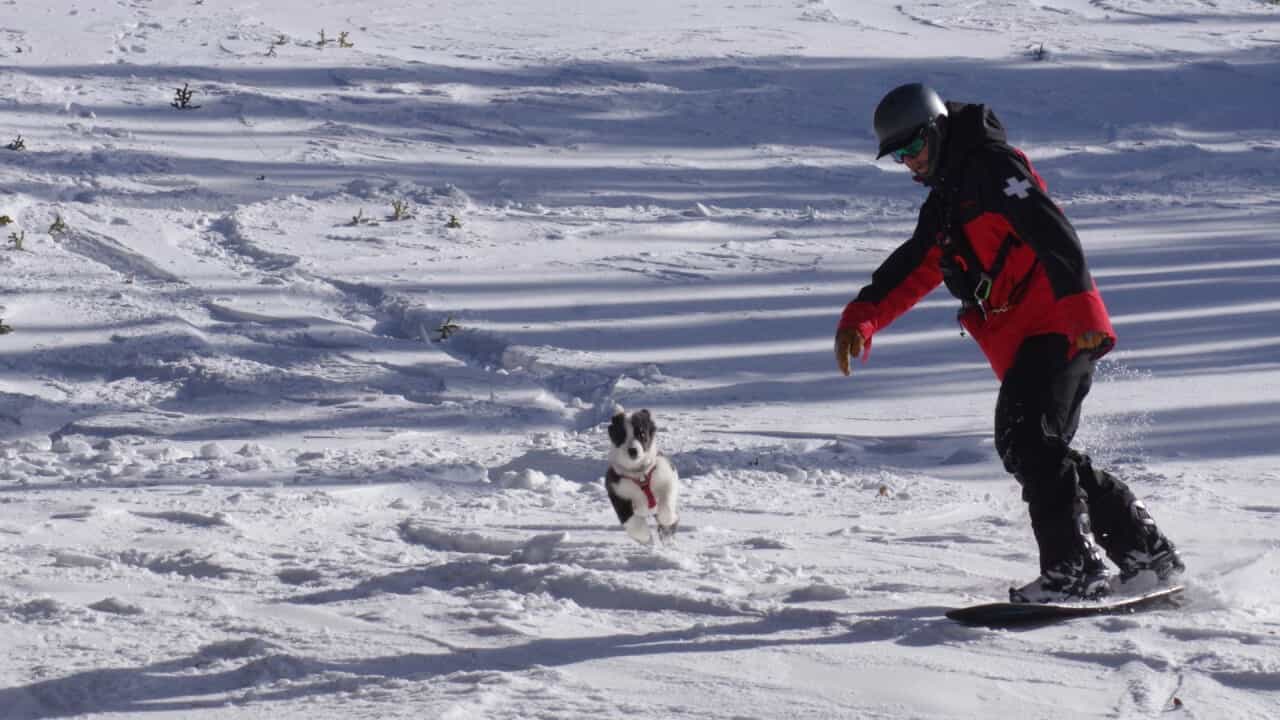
[891,132,927,163]
[890,129,931,163]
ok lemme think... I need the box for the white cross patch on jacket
[1004,176,1032,199]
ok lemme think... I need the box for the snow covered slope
[2,0,1279,717]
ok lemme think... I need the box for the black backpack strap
[941,141,1037,311]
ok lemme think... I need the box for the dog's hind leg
[655,472,679,537]
[655,495,678,528]
[657,520,678,544]
[656,499,678,540]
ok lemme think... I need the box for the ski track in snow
[1,0,1279,718]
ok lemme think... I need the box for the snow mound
[398,520,526,555]
[197,638,282,662]
[276,567,324,586]
[741,536,795,550]
[786,583,851,603]
[88,597,144,615]
[422,463,489,485]
[115,550,244,579]
[494,468,578,494]
[6,596,73,623]
[131,510,234,527]
[52,550,113,569]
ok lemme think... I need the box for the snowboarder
[834,83,1185,603]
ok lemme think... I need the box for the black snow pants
[994,334,1144,573]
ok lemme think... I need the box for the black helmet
[873,83,947,159]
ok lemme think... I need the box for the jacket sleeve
[837,195,944,360]
[977,149,1115,348]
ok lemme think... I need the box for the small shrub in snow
[48,215,67,235]
[171,83,200,110]
[390,199,412,221]
[0,318,12,335]
[435,315,461,340]
[5,135,24,151]
[8,230,24,250]
[348,208,377,226]
[446,214,463,229]
[338,31,353,48]
[317,29,329,48]
[0,215,12,226]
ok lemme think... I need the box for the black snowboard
[946,584,1185,628]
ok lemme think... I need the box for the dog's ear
[631,409,656,441]
[608,412,628,447]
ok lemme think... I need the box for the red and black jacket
[839,102,1115,380]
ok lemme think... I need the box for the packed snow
[2,0,1279,718]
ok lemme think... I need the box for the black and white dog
[605,409,679,545]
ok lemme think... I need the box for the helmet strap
[923,116,948,179]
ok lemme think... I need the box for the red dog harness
[625,466,658,509]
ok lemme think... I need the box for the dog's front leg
[622,511,653,545]
[606,472,653,545]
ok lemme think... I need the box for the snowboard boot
[1009,556,1111,604]
[1012,495,1111,604]
[1108,502,1185,587]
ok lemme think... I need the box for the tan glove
[1075,331,1109,352]
[834,326,865,376]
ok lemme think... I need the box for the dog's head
[607,409,658,472]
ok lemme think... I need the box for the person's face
[902,135,930,177]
